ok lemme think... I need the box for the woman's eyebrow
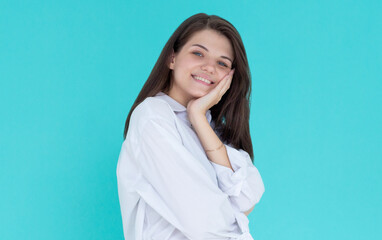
[191,44,233,63]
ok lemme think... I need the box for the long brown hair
[123,13,254,162]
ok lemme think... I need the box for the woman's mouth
[192,75,214,85]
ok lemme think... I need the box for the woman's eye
[192,52,202,57]
[218,62,228,67]
[192,51,229,67]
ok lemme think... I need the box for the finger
[220,71,233,96]
[213,69,234,101]
[224,71,233,89]
[213,75,227,94]
[219,79,230,97]
[218,69,233,88]
[216,69,232,86]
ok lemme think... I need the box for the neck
[165,87,192,108]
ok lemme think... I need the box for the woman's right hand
[187,68,235,121]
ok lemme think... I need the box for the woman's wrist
[189,111,234,171]
[188,111,208,127]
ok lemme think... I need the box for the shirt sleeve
[130,115,252,240]
[210,145,265,213]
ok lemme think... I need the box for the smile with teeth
[192,75,213,84]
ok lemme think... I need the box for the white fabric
[116,92,265,240]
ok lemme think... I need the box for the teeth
[193,75,212,84]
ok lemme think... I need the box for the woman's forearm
[244,205,255,216]
[189,113,234,172]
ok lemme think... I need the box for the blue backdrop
[1,0,381,239]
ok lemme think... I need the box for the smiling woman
[116,13,265,240]
[167,29,234,105]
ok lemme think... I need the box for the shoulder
[134,97,175,119]
[126,97,181,142]
[129,97,176,130]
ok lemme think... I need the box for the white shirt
[116,92,265,240]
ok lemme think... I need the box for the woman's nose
[201,58,216,74]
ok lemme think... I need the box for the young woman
[116,13,265,240]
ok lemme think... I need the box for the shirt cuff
[210,145,250,197]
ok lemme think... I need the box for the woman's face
[168,29,234,107]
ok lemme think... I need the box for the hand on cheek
[187,69,235,118]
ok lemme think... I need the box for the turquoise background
[1,0,381,239]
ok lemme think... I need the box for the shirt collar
[154,91,212,124]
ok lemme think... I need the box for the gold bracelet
[205,143,224,152]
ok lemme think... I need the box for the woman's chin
[191,89,209,98]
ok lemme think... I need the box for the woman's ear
[168,50,175,70]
